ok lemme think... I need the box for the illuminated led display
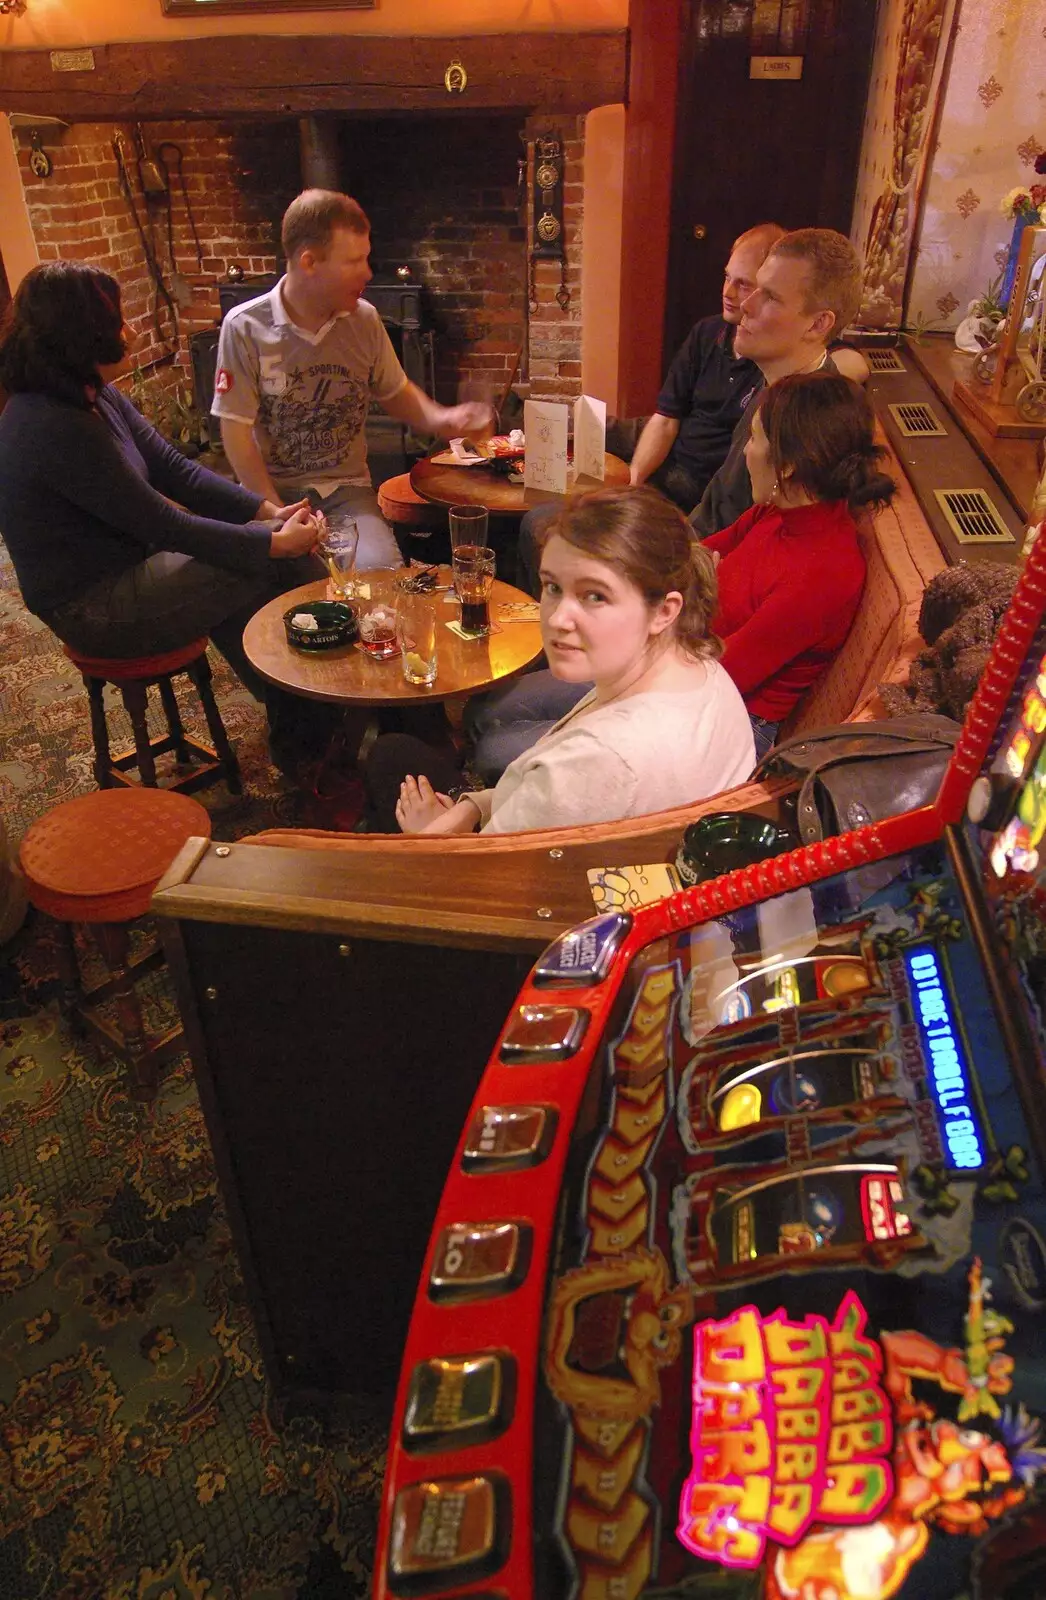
[860,1175,913,1240]
[677,1293,893,1569]
[903,946,985,1170]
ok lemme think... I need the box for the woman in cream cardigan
[366,486,755,834]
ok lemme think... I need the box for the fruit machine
[373,531,1046,1600]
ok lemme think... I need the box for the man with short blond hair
[213,188,490,567]
[691,226,864,537]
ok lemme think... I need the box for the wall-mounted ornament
[530,132,570,313]
[444,59,468,95]
[28,131,53,180]
[9,115,68,174]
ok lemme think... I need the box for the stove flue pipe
[298,117,341,193]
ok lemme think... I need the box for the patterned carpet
[0,540,388,1599]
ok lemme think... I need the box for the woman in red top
[704,370,895,760]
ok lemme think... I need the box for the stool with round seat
[19,788,212,1099]
[64,638,241,795]
[377,472,449,540]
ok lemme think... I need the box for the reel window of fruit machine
[711,1046,882,1131]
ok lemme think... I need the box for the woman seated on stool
[367,486,755,834]
[0,261,328,763]
[706,370,895,761]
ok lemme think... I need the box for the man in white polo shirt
[213,189,491,568]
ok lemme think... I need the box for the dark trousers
[45,548,325,705]
[607,416,705,512]
[364,732,465,833]
[45,547,338,765]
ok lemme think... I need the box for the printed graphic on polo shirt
[257,363,370,475]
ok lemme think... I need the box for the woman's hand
[258,495,310,520]
[269,506,321,558]
[396,775,481,835]
[396,774,455,833]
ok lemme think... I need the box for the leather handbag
[754,714,962,844]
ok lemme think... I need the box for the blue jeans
[750,714,780,765]
[465,669,591,784]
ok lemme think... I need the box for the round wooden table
[410,452,630,514]
[243,571,543,707]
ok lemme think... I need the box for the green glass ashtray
[676,813,787,885]
[283,600,358,651]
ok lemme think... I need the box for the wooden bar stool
[19,788,211,1100]
[377,472,449,540]
[64,638,241,795]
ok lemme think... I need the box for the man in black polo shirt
[622,222,784,509]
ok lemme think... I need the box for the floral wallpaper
[851,0,958,328]
[853,0,1046,331]
[907,0,1046,331]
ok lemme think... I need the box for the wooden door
[664,0,877,358]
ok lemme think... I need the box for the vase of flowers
[999,156,1046,309]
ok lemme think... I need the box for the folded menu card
[522,395,608,496]
[523,399,570,494]
[573,394,607,482]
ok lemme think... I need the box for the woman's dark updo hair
[0,261,126,409]
[758,370,896,513]
[536,485,722,662]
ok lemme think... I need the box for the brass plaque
[50,50,96,72]
[749,55,804,80]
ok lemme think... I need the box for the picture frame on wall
[162,0,374,13]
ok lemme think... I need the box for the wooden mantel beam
[0,32,629,121]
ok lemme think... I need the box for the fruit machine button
[402,1352,515,1451]
[499,1005,589,1064]
[462,1104,558,1172]
[532,910,631,988]
[387,1474,507,1587]
[428,1221,532,1301]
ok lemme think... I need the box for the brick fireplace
[9,106,586,446]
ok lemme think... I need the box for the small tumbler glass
[357,566,402,659]
[396,590,438,686]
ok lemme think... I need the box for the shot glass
[449,504,489,557]
[453,545,496,637]
[357,566,402,659]
[396,589,438,686]
[318,518,359,601]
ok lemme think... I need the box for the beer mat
[587,862,682,913]
[497,601,540,622]
[445,619,502,640]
